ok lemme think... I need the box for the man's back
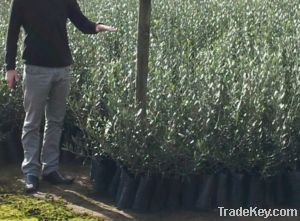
[6,0,97,71]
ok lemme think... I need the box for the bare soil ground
[0,163,298,221]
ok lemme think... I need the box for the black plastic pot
[90,157,96,181]
[149,175,169,212]
[92,156,117,196]
[286,171,300,208]
[60,150,78,164]
[5,131,23,163]
[229,172,246,208]
[108,166,121,199]
[0,142,7,166]
[132,174,155,212]
[247,175,265,208]
[195,174,217,211]
[275,173,287,207]
[116,166,127,202]
[215,172,230,208]
[264,175,278,208]
[165,176,183,210]
[116,168,139,209]
[181,175,198,210]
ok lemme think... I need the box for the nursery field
[1,0,298,177]
[1,0,300,216]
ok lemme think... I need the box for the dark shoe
[42,171,74,185]
[25,175,39,193]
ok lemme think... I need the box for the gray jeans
[22,64,70,176]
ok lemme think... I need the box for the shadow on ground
[0,164,298,221]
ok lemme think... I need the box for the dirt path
[0,164,298,221]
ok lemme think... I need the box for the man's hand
[96,24,117,32]
[5,70,20,89]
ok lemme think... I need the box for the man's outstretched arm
[67,0,116,34]
[5,0,22,89]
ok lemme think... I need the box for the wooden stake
[136,0,151,119]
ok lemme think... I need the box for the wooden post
[136,0,151,119]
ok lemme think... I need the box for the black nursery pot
[229,172,246,208]
[215,172,230,208]
[60,150,83,164]
[149,175,169,212]
[275,173,288,207]
[246,174,265,208]
[264,175,281,208]
[165,175,183,210]
[181,175,198,210]
[116,167,140,209]
[195,174,218,211]
[91,156,117,196]
[108,166,122,199]
[0,142,8,166]
[132,174,155,212]
[286,171,300,208]
[5,131,23,164]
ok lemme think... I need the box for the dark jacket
[5,0,98,71]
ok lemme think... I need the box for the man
[5,0,116,193]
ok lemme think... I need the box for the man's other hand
[5,70,20,89]
[96,24,117,32]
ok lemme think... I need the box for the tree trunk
[136,0,151,118]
